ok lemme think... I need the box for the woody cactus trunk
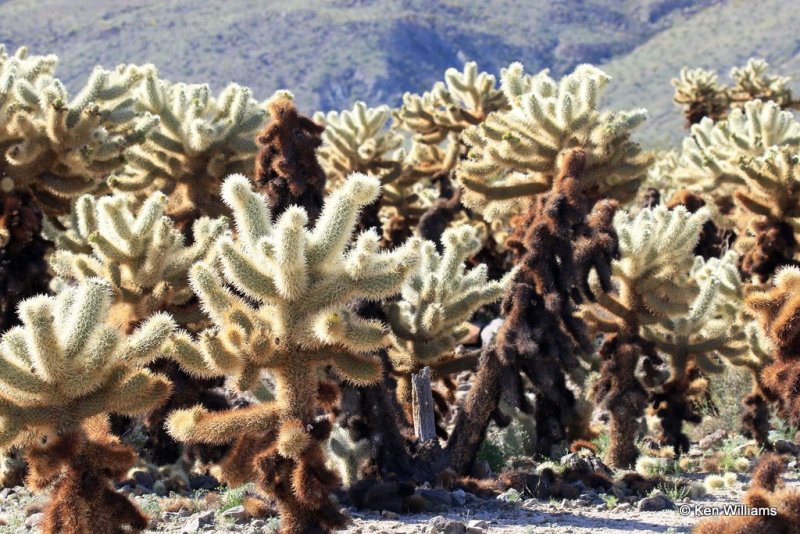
[165,173,420,533]
[498,150,619,458]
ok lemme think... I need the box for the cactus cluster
[3,43,800,534]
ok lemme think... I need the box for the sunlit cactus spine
[164,172,420,533]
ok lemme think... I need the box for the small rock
[251,520,266,529]
[595,503,608,511]
[616,502,633,511]
[427,515,466,534]
[467,519,489,530]
[181,510,216,534]
[699,429,728,450]
[451,489,466,506]
[25,513,43,528]
[638,494,675,512]
[418,488,453,508]
[496,488,522,503]
[381,510,399,519]
[775,439,800,456]
[221,505,248,522]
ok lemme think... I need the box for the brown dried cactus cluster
[3,44,800,534]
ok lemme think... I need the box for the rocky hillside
[0,0,797,143]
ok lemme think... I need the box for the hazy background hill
[1,0,797,145]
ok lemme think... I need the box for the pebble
[381,510,399,519]
[451,489,466,506]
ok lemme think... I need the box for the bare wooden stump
[412,366,436,442]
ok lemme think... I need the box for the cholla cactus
[672,67,729,126]
[327,424,370,488]
[45,192,226,332]
[165,173,420,533]
[1,58,157,213]
[671,100,800,195]
[733,146,800,279]
[727,322,775,447]
[729,59,797,109]
[394,62,507,145]
[457,63,651,221]
[695,454,800,533]
[581,205,709,467]
[2,57,156,210]
[0,278,174,533]
[386,225,513,429]
[110,77,266,226]
[314,101,404,186]
[0,45,156,330]
[642,251,747,452]
[672,59,799,129]
[254,97,327,224]
[746,266,800,427]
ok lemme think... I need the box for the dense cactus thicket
[3,43,800,533]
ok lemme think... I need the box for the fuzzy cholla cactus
[1,59,157,213]
[672,59,798,128]
[746,266,800,427]
[585,205,708,326]
[0,278,174,534]
[0,48,157,331]
[457,63,651,221]
[165,173,420,533]
[671,100,800,194]
[111,77,266,226]
[386,225,513,427]
[581,205,708,467]
[672,67,729,126]
[730,59,796,109]
[314,101,404,186]
[733,146,800,280]
[642,250,747,453]
[46,192,226,332]
[327,424,370,488]
[394,62,507,145]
